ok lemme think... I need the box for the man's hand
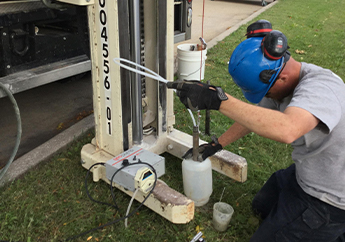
[182,136,223,161]
[167,80,228,111]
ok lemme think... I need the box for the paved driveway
[182,0,267,45]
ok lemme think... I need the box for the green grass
[1,0,345,241]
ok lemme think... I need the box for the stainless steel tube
[130,0,143,145]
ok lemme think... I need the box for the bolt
[167,144,173,151]
[3,32,6,36]
[81,159,86,164]
[122,159,130,166]
[6,65,10,69]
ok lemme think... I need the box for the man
[167,23,345,241]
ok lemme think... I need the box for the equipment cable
[84,163,119,210]
[64,161,157,241]
[200,0,206,81]
[0,83,22,182]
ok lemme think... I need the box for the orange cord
[200,0,206,81]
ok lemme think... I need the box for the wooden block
[210,150,247,183]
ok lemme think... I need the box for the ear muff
[261,30,289,60]
[259,30,289,84]
[246,19,272,38]
[259,69,277,84]
[259,51,290,84]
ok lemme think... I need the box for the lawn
[1,0,345,241]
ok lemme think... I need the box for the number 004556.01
[99,0,112,136]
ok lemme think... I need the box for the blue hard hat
[228,37,285,103]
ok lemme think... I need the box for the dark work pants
[251,164,345,242]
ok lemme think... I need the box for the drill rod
[192,125,199,161]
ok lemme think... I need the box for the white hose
[125,188,140,228]
[113,58,168,84]
[188,109,197,126]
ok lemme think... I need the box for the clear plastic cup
[212,202,234,232]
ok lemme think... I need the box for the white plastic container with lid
[182,157,213,207]
[177,44,207,80]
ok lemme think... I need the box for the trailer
[0,0,91,98]
[0,0,193,98]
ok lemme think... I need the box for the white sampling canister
[177,44,207,80]
[182,157,213,206]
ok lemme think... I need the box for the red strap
[263,47,281,60]
[247,28,272,36]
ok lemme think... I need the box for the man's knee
[251,172,281,219]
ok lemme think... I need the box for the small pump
[134,167,155,194]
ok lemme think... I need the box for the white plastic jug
[182,157,213,206]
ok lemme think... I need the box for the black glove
[167,80,228,111]
[182,136,223,161]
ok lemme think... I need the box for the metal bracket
[10,29,29,57]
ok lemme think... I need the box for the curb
[0,115,95,187]
[0,1,278,187]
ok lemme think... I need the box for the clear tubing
[125,188,139,228]
[188,109,196,126]
[113,57,198,130]
[113,58,168,84]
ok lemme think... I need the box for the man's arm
[218,122,252,147]
[167,80,319,144]
[219,94,319,144]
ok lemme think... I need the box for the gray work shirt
[259,62,345,210]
